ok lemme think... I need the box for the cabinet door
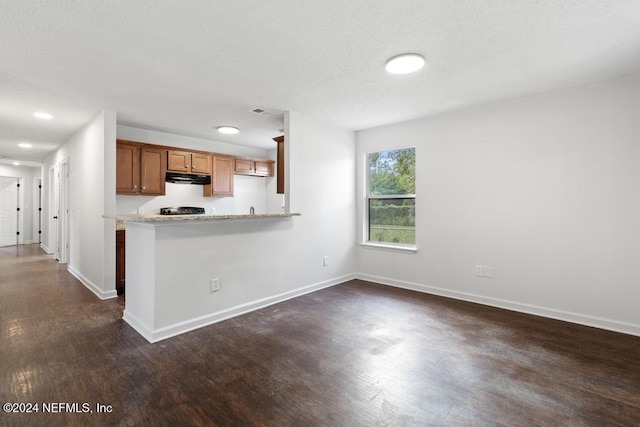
[211,156,234,196]
[116,143,140,194]
[167,150,191,172]
[254,160,274,177]
[191,153,211,173]
[234,158,254,175]
[141,147,166,195]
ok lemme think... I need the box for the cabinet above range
[167,150,211,174]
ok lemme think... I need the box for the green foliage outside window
[368,148,415,245]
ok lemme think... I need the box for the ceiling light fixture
[33,111,53,120]
[217,126,240,135]
[13,161,20,166]
[18,143,33,148]
[385,53,425,74]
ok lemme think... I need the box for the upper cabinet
[116,140,273,197]
[167,150,211,174]
[234,158,274,177]
[116,143,140,194]
[140,147,166,195]
[273,135,284,194]
[204,156,234,197]
[116,141,166,195]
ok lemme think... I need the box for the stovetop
[159,206,206,216]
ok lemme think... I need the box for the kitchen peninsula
[103,212,301,343]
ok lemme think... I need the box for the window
[366,147,415,247]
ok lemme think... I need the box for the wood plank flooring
[1,244,639,426]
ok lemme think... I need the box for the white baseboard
[67,266,118,300]
[356,273,640,337]
[122,310,155,342]
[40,243,51,254]
[125,273,356,343]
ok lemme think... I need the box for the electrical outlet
[475,266,495,278]
[210,278,221,292]
[323,256,329,267]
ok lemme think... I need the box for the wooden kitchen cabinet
[205,156,234,196]
[167,150,211,174]
[116,140,166,195]
[116,229,125,295]
[273,135,284,194]
[116,143,140,194]
[140,147,166,195]
[234,158,275,177]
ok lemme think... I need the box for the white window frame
[362,147,417,253]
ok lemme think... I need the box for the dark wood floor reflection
[1,244,639,426]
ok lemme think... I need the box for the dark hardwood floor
[1,244,639,426]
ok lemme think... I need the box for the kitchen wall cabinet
[273,135,284,194]
[205,156,234,196]
[117,140,272,197]
[167,150,211,174]
[116,141,166,195]
[116,143,140,194]
[234,158,275,177]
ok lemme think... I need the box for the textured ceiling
[1,1,640,162]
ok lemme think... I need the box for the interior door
[50,165,60,260]
[59,160,69,264]
[0,177,18,247]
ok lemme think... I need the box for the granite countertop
[104,212,301,224]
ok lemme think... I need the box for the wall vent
[250,108,273,116]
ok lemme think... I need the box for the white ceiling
[1,1,640,163]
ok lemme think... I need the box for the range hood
[165,172,211,185]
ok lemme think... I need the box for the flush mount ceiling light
[217,126,240,135]
[33,111,53,120]
[18,143,33,148]
[385,53,425,74]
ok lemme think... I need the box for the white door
[50,165,60,260]
[59,160,69,263]
[0,177,18,247]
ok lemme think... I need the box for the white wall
[43,111,117,299]
[356,74,640,336]
[0,164,41,244]
[115,126,279,216]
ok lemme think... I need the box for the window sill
[360,242,418,253]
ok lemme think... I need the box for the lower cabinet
[116,230,125,295]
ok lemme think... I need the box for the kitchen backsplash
[116,175,276,216]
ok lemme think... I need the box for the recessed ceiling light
[18,143,33,148]
[13,161,20,166]
[217,126,240,135]
[33,111,53,120]
[385,53,425,74]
